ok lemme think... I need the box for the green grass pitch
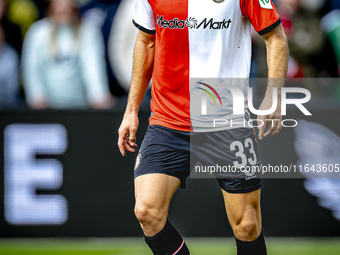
[0,238,339,255]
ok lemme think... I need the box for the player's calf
[235,231,267,255]
[222,189,267,254]
[135,204,190,255]
[144,220,190,255]
[134,174,190,254]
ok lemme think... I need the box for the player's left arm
[257,24,289,140]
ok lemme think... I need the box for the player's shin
[235,231,267,255]
[144,220,190,255]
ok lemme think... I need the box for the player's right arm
[118,30,155,156]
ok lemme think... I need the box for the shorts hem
[134,171,186,189]
[219,182,261,194]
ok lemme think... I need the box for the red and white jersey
[133,0,281,132]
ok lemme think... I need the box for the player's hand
[257,92,282,140]
[118,113,139,156]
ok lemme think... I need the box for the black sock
[144,220,190,255]
[235,231,267,255]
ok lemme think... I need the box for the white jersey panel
[188,0,252,132]
[188,0,252,79]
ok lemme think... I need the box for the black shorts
[134,125,261,194]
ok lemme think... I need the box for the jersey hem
[132,20,156,34]
[258,18,281,35]
[149,119,191,132]
[149,118,253,132]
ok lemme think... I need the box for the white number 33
[230,138,257,168]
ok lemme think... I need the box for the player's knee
[234,219,259,241]
[134,204,165,226]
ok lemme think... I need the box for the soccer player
[118,0,288,254]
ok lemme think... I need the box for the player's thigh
[135,173,181,216]
[222,188,261,231]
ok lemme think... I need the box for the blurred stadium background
[0,0,340,254]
